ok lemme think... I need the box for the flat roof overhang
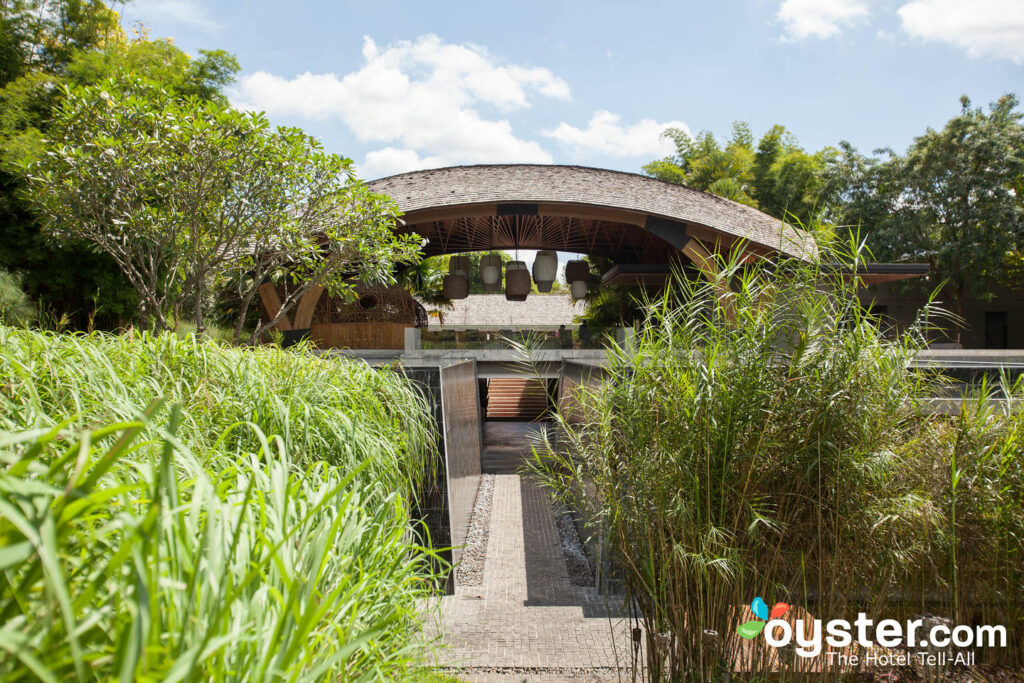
[848,263,931,284]
[600,262,931,287]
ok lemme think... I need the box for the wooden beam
[400,203,499,226]
[537,202,646,227]
[682,238,718,282]
[682,239,735,321]
[292,285,324,329]
[258,282,292,331]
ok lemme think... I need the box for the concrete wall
[427,294,585,326]
[558,360,607,425]
[861,281,1024,348]
[440,360,484,572]
[400,366,452,591]
[556,361,621,590]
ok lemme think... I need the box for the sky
[116,0,1024,181]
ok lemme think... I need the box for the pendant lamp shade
[532,250,558,293]
[565,259,588,283]
[448,255,470,276]
[443,273,469,300]
[479,253,503,292]
[505,261,530,301]
[570,279,588,299]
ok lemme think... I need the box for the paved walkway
[424,475,641,683]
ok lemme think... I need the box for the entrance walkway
[425,475,640,682]
[482,422,548,473]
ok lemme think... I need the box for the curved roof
[366,164,815,260]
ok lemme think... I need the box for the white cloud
[542,110,689,157]
[232,34,566,176]
[129,0,218,30]
[897,0,1024,63]
[777,0,871,40]
[359,148,449,178]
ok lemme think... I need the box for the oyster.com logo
[733,595,1006,665]
[737,596,789,640]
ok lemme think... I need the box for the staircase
[485,378,550,420]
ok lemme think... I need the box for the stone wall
[428,294,584,327]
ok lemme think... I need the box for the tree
[0,8,239,328]
[644,121,834,225]
[27,77,422,340]
[846,95,1024,341]
[1,0,121,87]
[226,149,422,345]
[643,123,757,207]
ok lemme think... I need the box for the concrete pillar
[404,326,421,352]
[616,327,635,351]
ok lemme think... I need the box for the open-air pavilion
[259,164,924,356]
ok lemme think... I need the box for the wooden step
[485,378,550,420]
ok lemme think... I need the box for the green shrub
[0,270,37,327]
[531,249,1023,680]
[0,327,445,681]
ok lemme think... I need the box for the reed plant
[530,245,1023,681]
[0,327,445,681]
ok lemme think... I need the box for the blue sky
[119,0,1024,180]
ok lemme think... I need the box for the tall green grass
[0,327,445,681]
[531,249,1023,681]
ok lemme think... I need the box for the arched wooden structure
[259,164,928,341]
[367,164,815,266]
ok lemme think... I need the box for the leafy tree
[397,257,450,310]
[843,95,1024,340]
[644,123,757,207]
[645,121,834,225]
[1,0,121,86]
[0,7,239,328]
[27,77,421,341]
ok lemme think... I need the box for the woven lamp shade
[479,253,503,292]
[448,254,470,276]
[565,259,588,283]
[504,261,530,301]
[532,250,557,293]
[443,273,469,300]
[570,279,588,299]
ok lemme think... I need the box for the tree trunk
[233,287,259,344]
[194,283,205,336]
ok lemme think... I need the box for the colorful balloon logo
[736,597,790,639]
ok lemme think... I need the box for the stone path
[424,475,642,683]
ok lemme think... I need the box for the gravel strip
[555,508,594,587]
[456,474,495,586]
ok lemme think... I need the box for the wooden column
[682,238,735,321]
[292,285,324,329]
[257,282,293,331]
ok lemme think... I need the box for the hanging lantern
[479,253,503,292]
[443,273,469,300]
[504,261,530,301]
[570,280,588,299]
[532,250,558,293]
[448,255,470,276]
[565,259,588,283]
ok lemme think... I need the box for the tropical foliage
[0,326,445,681]
[837,95,1024,339]
[1,4,240,328]
[643,96,1024,341]
[532,247,1024,680]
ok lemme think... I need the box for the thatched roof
[366,164,815,261]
